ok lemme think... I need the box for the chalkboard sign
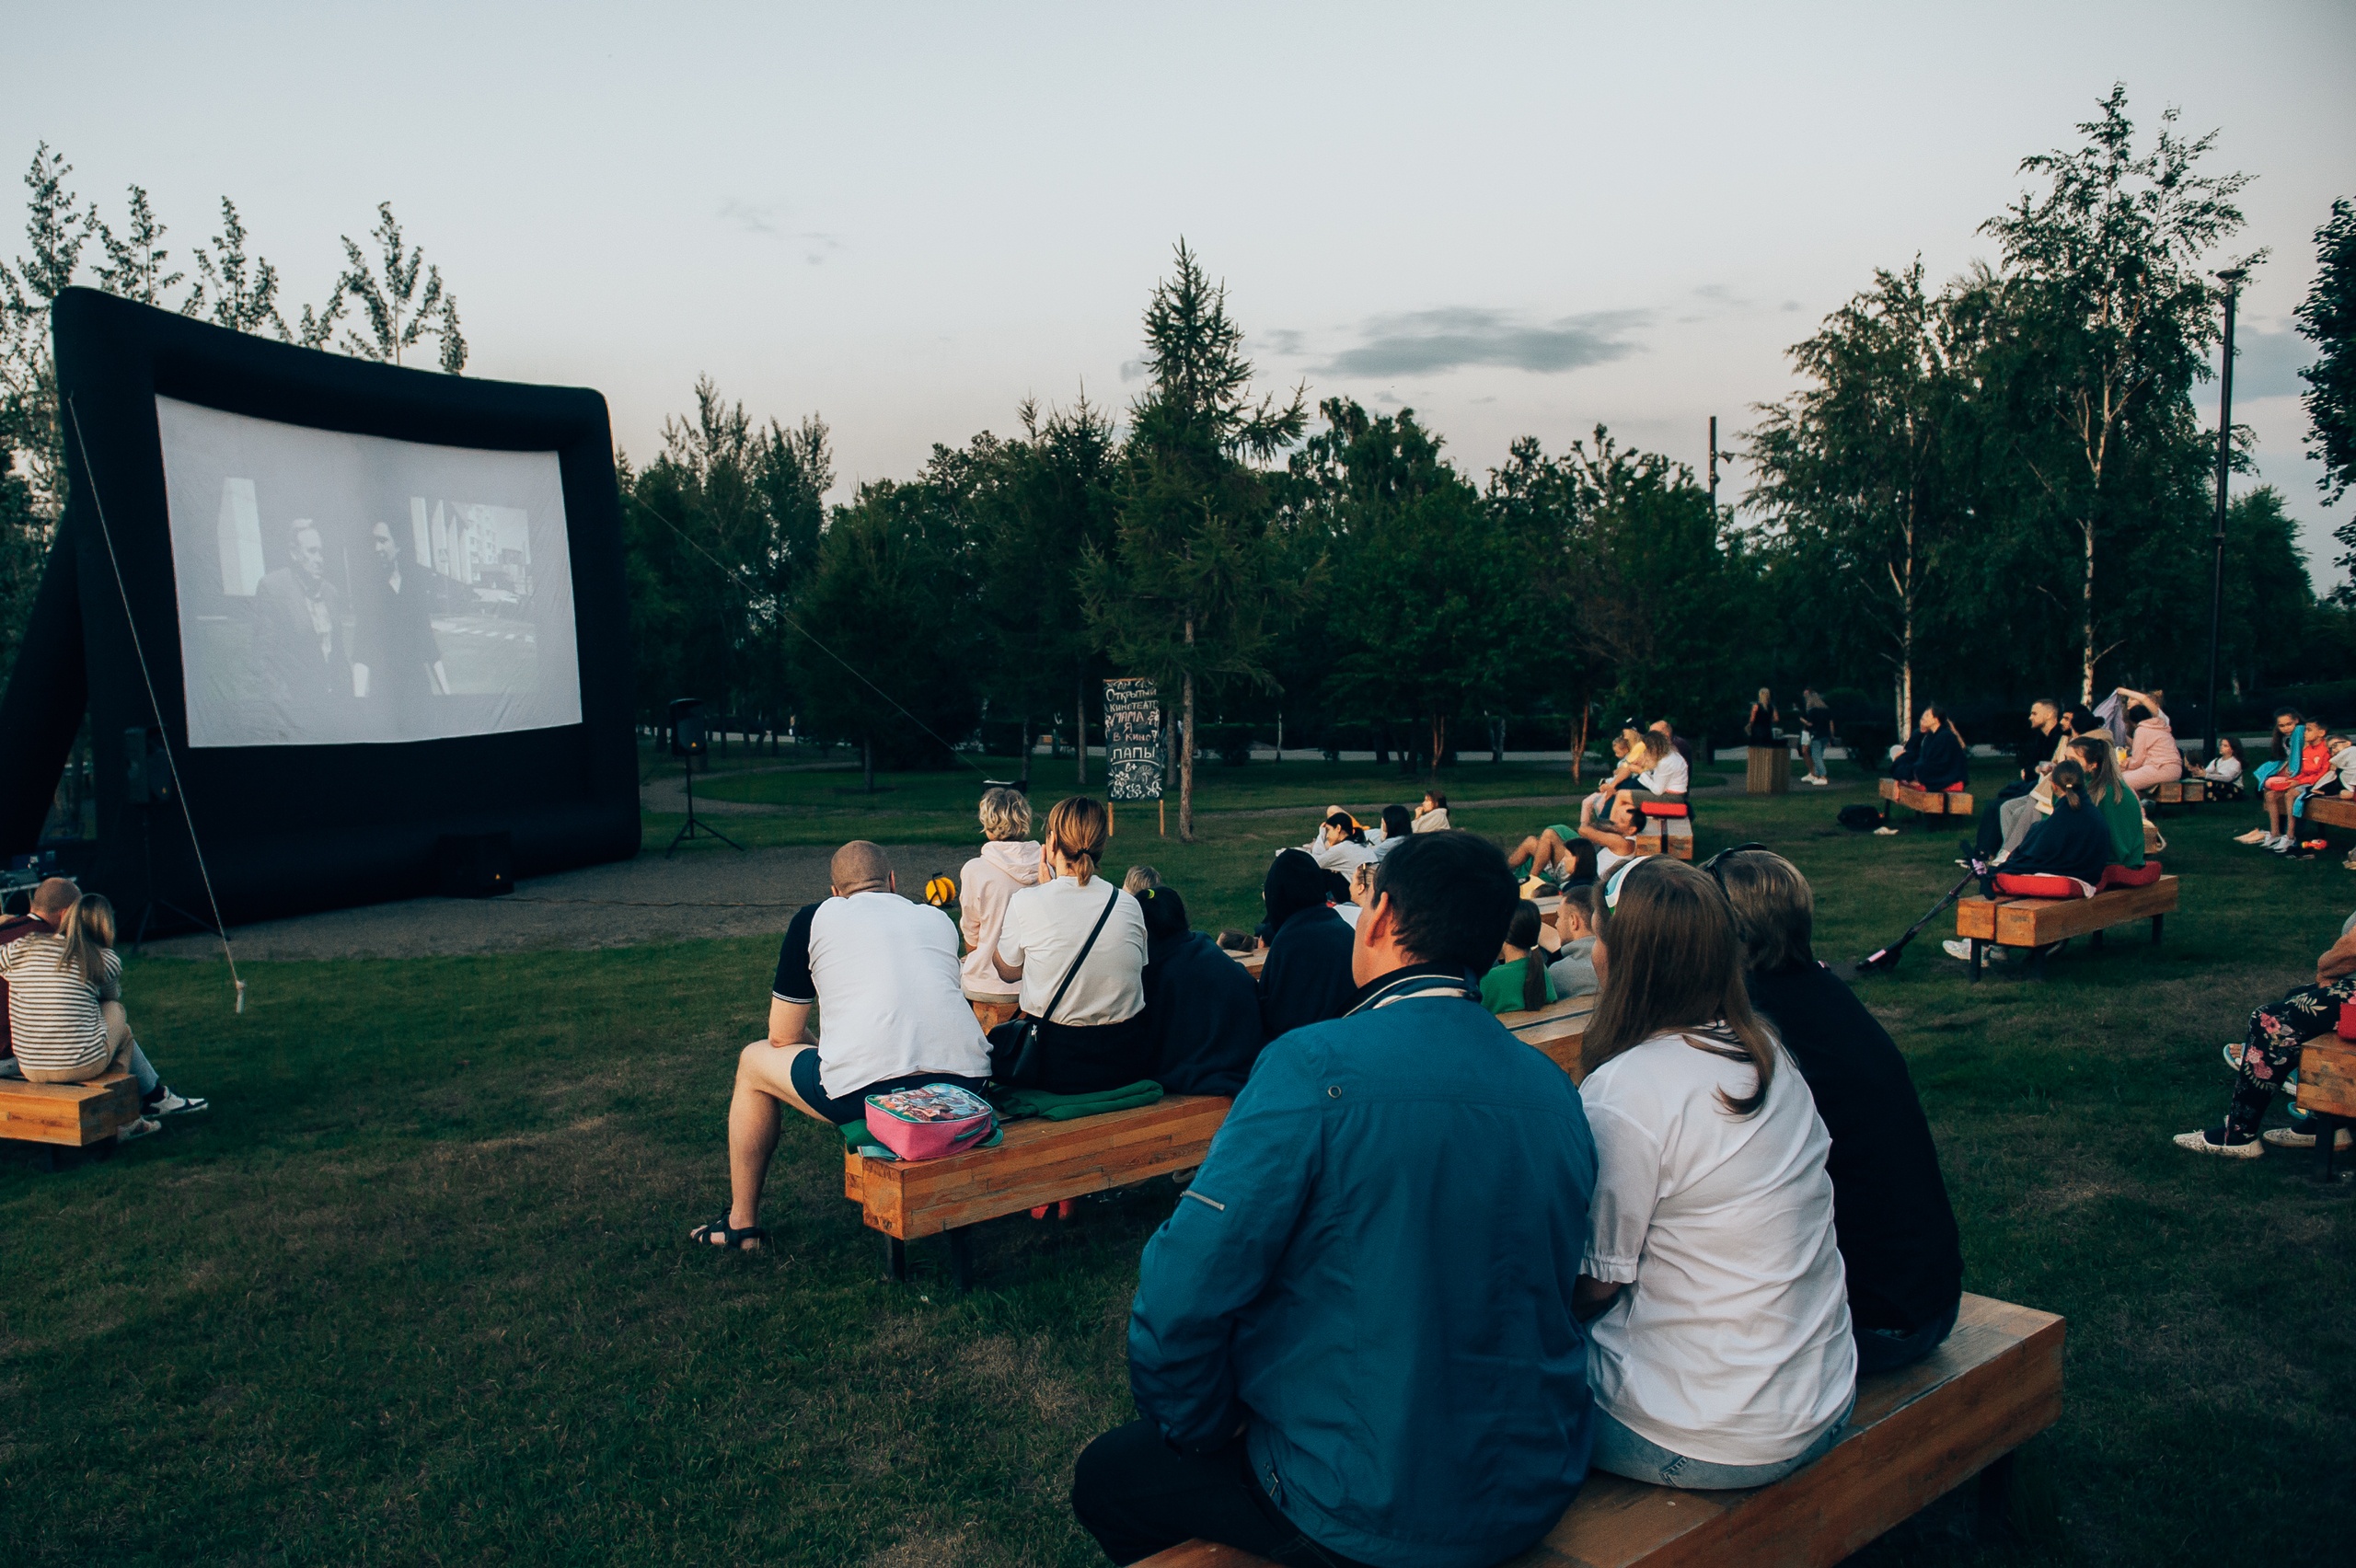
[1103,678,1163,802]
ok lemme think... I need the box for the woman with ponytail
[1479,900,1557,1015]
[1574,857,1854,1490]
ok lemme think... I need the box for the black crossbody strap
[1040,883,1122,1025]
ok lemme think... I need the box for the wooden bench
[1879,778,1974,821]
[0,1070,139,1157]
[1136,1292,2063,1568]
[2304,796,2356,835]
[2153,778,2207,805]
[1630,831,1694,862]
[1954,875,2178,979]
[2295,1036,2356,1182]
[1497,993,1598,1076]
[846,1093,1231,1286]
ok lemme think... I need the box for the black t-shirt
[771,903,822,1002]
[2015,724,2056,781]
[1745,963,1963,1332]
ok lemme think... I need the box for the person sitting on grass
[1412,789,1450,832]
[2259,721,2329,855]
[2173,910,2356,1159]
[691,840,993,1252]
[1369,803,1415,859]
[2203,735,2246,802]
[1575,857,1855,1491]
[0,882,203,1129]
[1481,899,1557,1016]
[1138,884,1265,1098]
[1582,790,1648,881]
[1072,831,1599,1568]
[1300,808,1380,877]
[1548,884,1601,1001]
[2112,686,2183,793]
[1715,850,1964,1374]
[1257,848,1357,1041]
[1891,705,1968,792]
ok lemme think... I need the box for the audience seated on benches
[1890,703,1968,793]
[1071,831,1600,1568]
[1138,884,1264,1098]
[0,882,204,1135]
[1630,721,1689,806]
[1256,849,1357,1042]
[1480,899,1557,1015]
[1575,857,1855,1490]
[1548,884,1600,1001]
[694,839,994,1252]
[2069,733,2147,870]
[2175,908,2356,1159]
[2112,686,2184,793]
[994,797,1152,1091]
[2204,735,2246,801]
[1716,851,1965,1374]
[2238,709,2313,849]
[957,786,1043,1028]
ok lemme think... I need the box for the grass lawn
[4,760,2352,1565]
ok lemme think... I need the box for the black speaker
[435,831,514,898]
[669,697,706,759]
[123,726,171,805]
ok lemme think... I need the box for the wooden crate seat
[2304,796,2356,833]
[1954,875,2177,979]
[1879,778,1974,818]
[2154,778,2207,804]
[1496,994,1598,1076]
[0,1069,139,1147]
[1630,832,1695,862]
[1135,1293,2064,1568]
[2295,1037,2356,1182]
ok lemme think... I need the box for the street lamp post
[2202,268,2247,761]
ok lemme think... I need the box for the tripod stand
[131,802,224,951]
[666,755,744,856]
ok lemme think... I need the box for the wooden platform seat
[1954,875,2177,979]
[2154,778,2207,805]
[1135,1292,2064,1568]
[2295,1036,2356,1182]
[2304,796,2356,834]
[0,1070,139,1148]
[846,1093,1231,1286]
[1496,994,1598,1076]
[1223,944,1267,976]
[1630,831,1695,862]
[1879,778,1974,821]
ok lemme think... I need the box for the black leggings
[1070,1421,1376,1568]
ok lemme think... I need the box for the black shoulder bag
[988,882,1121,1088]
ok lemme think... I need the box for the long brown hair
[55,893,114,987]
[1505,899,1548,1011]
[2067,733,2121,803]
[1043,796,1108,886]
[1583,859,1779,1116]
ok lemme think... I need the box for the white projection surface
[156,396,583,748]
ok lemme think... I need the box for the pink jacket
[2122,717,2183,783]
[958,838,1042,998]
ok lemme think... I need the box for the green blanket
[994,1080,1165,1122]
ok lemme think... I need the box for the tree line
[5,89,2353,842]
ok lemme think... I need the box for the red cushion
[1992,872,2094,899]
[2094,860,2162,892]
[1636,801,1689,818]
[1942,781,1966,792]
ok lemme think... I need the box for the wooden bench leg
[947,1227,976,1291]
[2319,1113,2350,1185]
[2153,914,2164,946]
[1977,1450,2017,1535]
[1969,939,1984,982]
[2028,942,2051,982]
[884,1236,907,1283]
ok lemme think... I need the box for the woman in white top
[1301,809,1380,876]
[957,786,1043,1018]
[994,796,1151,1093]
[1574,856,1855,1489]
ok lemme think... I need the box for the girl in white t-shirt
[1574,857,1855,1489]
[994,796,1151,1094]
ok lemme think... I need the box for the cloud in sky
[1313,307,1648,377]
[715,199,840,264]
[2228,327,2316,402]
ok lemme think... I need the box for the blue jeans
[1589,1395,1853,1490]
[1808,736,1830,776]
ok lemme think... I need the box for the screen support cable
[66,397,246,1013]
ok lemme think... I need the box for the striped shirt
[0,933,121,1074]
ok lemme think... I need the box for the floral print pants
[2227,975,2356,1135]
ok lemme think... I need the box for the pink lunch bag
[863,1083,997,1161]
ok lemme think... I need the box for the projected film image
[156,397,583,748]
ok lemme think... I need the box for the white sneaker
[151,1089,208,1116]
[115,1115,162,1144]
[1872,825,1900,836]
[2261,1125,2353,1151]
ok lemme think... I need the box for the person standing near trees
[1798,689,1834,786]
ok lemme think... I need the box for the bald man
[691,840,992,1251]
[0,879,207,1121]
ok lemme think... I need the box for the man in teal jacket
[1072,831,1600,1568]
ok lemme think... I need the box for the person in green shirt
[2067,733,2145,869]
[1481,900,1559,1014]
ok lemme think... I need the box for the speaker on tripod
[124,725,219,947]
[665,698,742,856]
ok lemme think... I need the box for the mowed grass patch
[2,767,2350,1564]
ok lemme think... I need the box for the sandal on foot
[689,1212,767,1251]
[2172,1126,2262,1159]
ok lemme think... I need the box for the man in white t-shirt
[691,840,991,1251]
